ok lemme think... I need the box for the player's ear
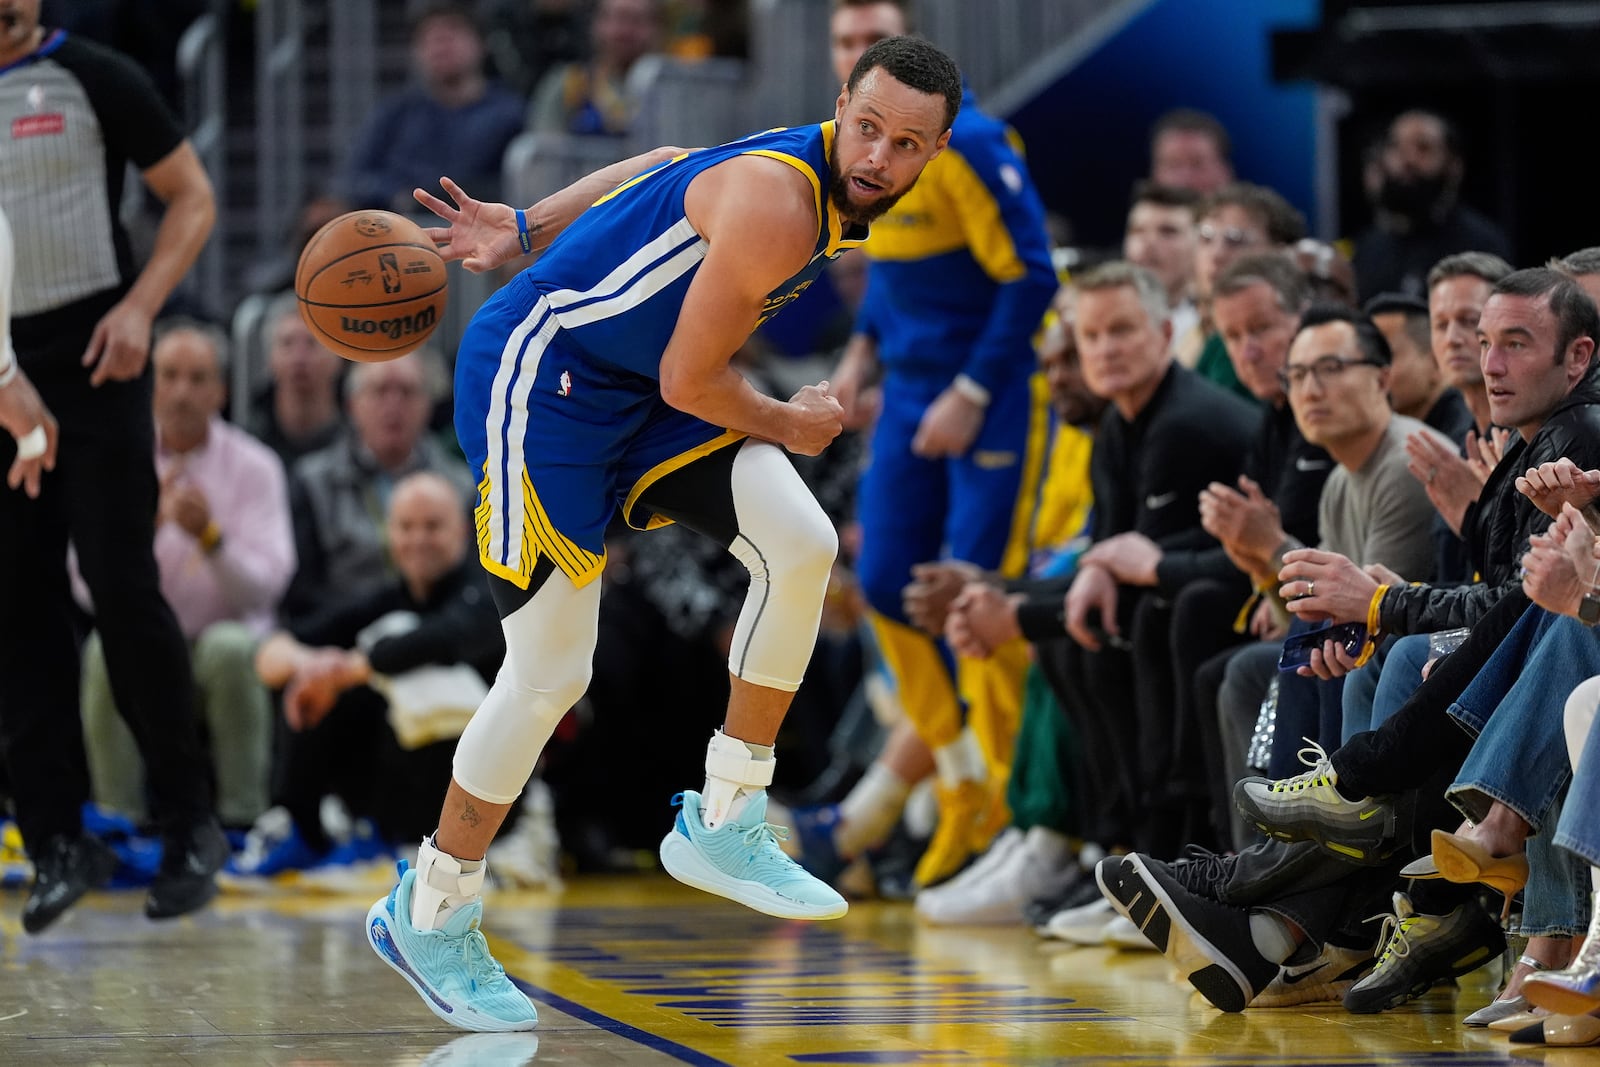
[835,85,849,121]
[929,128,952,159]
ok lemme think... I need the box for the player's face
[829,3,906,85]
[388,480,468,591]
[1038,312,1102,427]
[830,68,949,226]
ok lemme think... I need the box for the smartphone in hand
[1277,621,1368,673]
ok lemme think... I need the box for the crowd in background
[6,0,1600,1048]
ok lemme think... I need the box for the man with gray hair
[280,351,474,629]
[79,319,296,834]
[991,262,1258,868]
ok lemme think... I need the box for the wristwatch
[1579,591,1600,626]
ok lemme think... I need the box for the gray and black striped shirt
[0,30,184,321]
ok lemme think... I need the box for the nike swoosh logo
[1359,808,1384,821]
[1145,492,1178,509]
[1281,961,1329,985]
[1295,457,1331,472]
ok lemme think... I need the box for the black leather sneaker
[22,832,118,934]
[146,819,229,920]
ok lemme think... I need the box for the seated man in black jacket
[1096,267,1600,1014]
[998,263,1259,862]
[246,471,505,871]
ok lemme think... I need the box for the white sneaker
[1103,913,1159,951]
[1254,941,1375,1007]
[488,779,563,890]
[912,827,1023,910]
[915,837,1077,926]
[1045,896,1116,944]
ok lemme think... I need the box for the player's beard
[827,148,906,226]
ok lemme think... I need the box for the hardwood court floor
[0,872,1574,1066]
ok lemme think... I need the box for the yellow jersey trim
[620,430,748,531]
[996,372,1053,578]
[592,152,688,208]
[474,467,606,590]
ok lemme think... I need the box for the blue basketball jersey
[524,122,867,378]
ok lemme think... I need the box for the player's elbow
[658,364,698,411]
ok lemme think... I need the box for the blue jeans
[1449,612,1600,936]
[1448,612,1590,824]
[1344,634,1426,740]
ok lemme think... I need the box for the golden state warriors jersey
[525,123,867,379]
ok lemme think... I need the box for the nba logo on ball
[294,210,447,363]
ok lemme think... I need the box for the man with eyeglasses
[1190,183,1307,402]
[1094,269,1600,1016]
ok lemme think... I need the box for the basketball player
[0,204,58,497]
[823,0,1058,887]
[366,36,964,1032]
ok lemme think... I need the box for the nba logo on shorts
[558,370,573,397]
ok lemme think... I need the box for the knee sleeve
[724,443,837,691]
[451,572,600,804]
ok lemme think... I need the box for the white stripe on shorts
[483,297,558,573]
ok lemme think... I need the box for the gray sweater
[1318,413,1448,582]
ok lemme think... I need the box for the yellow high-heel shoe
[1430,828,1529,922]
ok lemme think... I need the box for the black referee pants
[0,293,212,850]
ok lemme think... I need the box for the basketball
[294,210,448,362]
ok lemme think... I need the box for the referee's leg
[65,371,221,905]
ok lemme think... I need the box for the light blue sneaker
[366,862,539,1032]
[658,790,848,920]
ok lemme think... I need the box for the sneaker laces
[1364,897,1420,970]
[460,926,511,991]
[1267,739,1337,795]
[743,820,797,862]
[1168,844,1233,892]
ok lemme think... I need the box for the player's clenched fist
[783,380,844,456]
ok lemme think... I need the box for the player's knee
[499,651,591,724]
[782,506,837,585]
[736,498,836,591]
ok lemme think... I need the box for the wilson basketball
[294,210,447,362]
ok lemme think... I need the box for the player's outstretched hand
[414,176,521,273]
[784,380,844,457]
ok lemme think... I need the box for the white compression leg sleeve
[724,441,838,691]
[451,569,602,805]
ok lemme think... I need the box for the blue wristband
[514,209,533,254]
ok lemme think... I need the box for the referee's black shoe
[147,818,229,920]
[22,832,118,934]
